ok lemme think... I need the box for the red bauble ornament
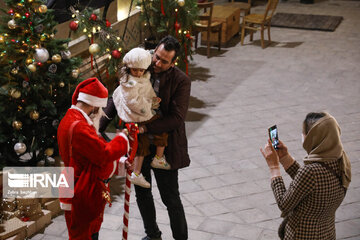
[90,13,97,21]
[111,50,121,59]
[69,21,78,31]
[106,20,111,27]
[37,62,43,67]
[8,9,14,15]
[186,33,191,39]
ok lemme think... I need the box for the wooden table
[201,5,241,46]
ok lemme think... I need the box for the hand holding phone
[268,125,279,150]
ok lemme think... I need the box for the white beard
[90,108,106,134]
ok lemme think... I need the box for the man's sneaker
[151,155,171,170]
[130,172,150,188]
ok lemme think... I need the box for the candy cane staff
[122,123,139,240]
[57,77,130,240]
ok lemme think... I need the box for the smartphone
[268,125,279,150]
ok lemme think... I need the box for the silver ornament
[48,64,57,73]
[34,48,49,63]
[8,19,17,29]
[52,119,59,127]
[14,142,26,154]
[23,81,29,88]
[61,50,71,59]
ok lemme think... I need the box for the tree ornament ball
[106,20,111,27]
[45,148,54,156]
[52,54,62,63]
[9,89,21,99]
[59,81,65,88]
[90,13,97,21]
[72,68,80,78]
[14,142,26,154]
[69,21,78,31]
[111,50,121,59]
[175,22,181,30]
[26,58,33,65]
[8,19,17,29]
[0,35,4,43]
[30,110,39,120]
[12,120,22,130]
[34,48,49,63]
[27,64,36,72]
[61,50,71,59]
[38,5,48,13]
[11,68,18,75]
[178,0,185,7]
[89,43,100,55]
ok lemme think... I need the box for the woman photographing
[260,112,351,240]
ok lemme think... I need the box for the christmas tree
[0,0,82,169]
[137,0,198,74]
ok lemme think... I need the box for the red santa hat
[72,78,108,108]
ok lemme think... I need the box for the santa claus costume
[57,78,129,240]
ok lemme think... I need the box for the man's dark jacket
[100,66,191,170]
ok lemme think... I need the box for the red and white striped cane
[122,123,139,240]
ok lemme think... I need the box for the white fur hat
[123,47,151,70]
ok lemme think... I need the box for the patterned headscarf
[303,113,351,189]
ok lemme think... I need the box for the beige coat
[112,72,156,123]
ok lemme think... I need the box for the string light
[106,35,110,39]
[83,28,87,33]
[88,34,92,38]
[92,27,96,33]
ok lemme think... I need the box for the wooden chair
[193,2,223,58]
[240,0,279,48]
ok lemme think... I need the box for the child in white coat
[112,48,170,188]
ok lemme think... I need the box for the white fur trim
[77,92,107,108]
[60,202,72,211]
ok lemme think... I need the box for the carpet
[271,13,343,32]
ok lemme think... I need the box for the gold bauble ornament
[17,3,24,7]
[27,64,36,72]
[11,68,18,75]
[40,34,47,41]
[52,54,62,63]
[178,0,185,7]
[8,19,17,29]
[72,68,79,78]
[14,13,21,18]
[89,43,100,55]
[44,148,54,156]
[0,35,4,43]
[26,58,33,65]
[12,120,22,130]
[59,82,65,87]
[29,110,39,120]
[9,89,21,99]
[38,5,47,13]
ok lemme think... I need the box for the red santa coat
[57,106,129,239]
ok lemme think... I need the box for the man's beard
[89,108,106,134]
